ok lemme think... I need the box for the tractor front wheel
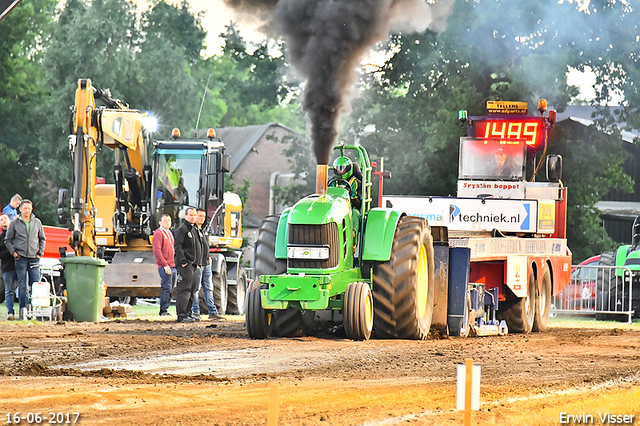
[245,280,271,339]
[343,282,374,341]
[372,216,435,339]
[246,215,288,339]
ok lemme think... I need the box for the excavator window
[156,153,201,208]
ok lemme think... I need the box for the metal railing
[551,265,634,324]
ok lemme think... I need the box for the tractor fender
[362,208,404,262]
[274,208,291,259]
[621,244,640,273]
[210,252,225,274]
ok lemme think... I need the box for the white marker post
[457,358,480,425]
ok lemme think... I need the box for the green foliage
[142,0,206,65]
[0,0,56,215]
[209,23,304,130]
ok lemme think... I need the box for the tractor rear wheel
[272,308,316,337]
[343,282,374,341]
[246,215,286,338]
[372,216,435,339]
[227,268,247,315]
[533,265,552,332]
[499,264,536,333]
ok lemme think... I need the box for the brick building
[216,123,305,264]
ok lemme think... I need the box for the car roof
[578,255,601,266]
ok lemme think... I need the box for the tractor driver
[332,156,362,210]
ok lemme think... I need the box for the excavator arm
[61,78,153,256]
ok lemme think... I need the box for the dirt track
[1,316,639,425]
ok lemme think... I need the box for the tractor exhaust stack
[316,164,328,195]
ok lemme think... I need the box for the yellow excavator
[58,78,247,314]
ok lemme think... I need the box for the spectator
[173,207,200,323]
[0,213,17,320]
[2,194,22,220]
[191,208,221,321]
[152,214,177,317]
[4,199,46,319]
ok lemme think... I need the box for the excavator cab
[154,152,198,226]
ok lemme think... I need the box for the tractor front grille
[288,223,339,269]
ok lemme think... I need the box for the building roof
[595,201,640,220]
[216,123,301,173]
[555,105,639,144]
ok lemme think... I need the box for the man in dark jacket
[0,213,17,320]
[173,207,200,323]
[5,200,45,319]
[191,208,220,320]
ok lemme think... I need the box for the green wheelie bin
[61,256,107,322]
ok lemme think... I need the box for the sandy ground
[0,316,639,425]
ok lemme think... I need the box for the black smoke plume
[224,0,454,165]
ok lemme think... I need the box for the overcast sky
[189,0,266,54]
[149,1,600,103]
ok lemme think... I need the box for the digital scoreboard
[471,117,546,148]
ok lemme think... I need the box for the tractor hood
[288,187,351,225]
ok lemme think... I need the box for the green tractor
[246,144,436,340]
[596,216,640,321]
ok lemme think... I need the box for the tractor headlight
[287,245,330,260]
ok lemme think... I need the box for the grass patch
[550,315,640,330]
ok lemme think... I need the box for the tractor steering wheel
[328,177,352,195]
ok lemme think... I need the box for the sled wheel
[533,265,552,332]
[499,264,536,333]
[227,268,247,315]
[372,216,435,339]
[343,282,373,341]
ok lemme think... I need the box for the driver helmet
[333,156,353,180]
